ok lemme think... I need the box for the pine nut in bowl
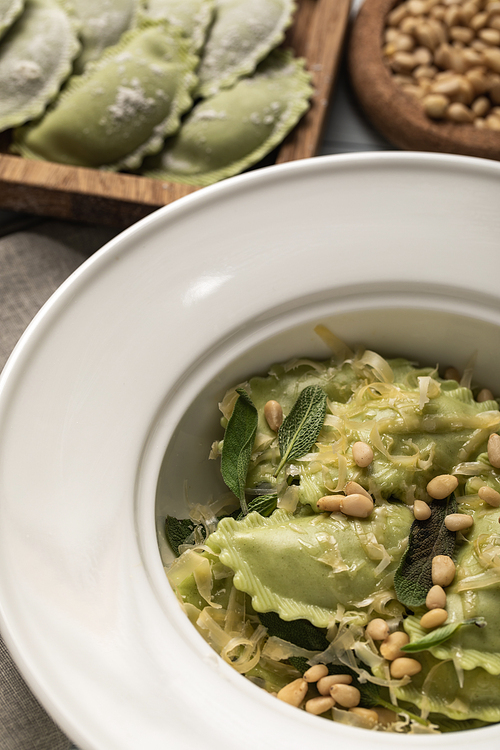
[0,152,498,750]
[349,0,500,160]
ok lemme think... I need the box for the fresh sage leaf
[237,493,278,520]
[258,610,330,652]
[221,388,258,515]
[165,516,203,557]
[274,385,327,476]
[401,617,487,653]
[394,493,457,608]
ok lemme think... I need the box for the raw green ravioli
[142,50,312,186]
[196,0,296,97]
[71,0,140,73]
[139,0,214,51]
[0,0,80,132]
[13,21,198,170]
[0,0,24,40]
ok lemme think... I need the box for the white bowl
[0,152,500,750]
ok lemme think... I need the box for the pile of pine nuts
[382,0,500,127]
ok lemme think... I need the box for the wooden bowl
[348,0,500,160]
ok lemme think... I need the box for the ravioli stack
[0,0,312,182]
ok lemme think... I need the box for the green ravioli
[142,50,312,186]
[0,0,24,40]
[139,0,215,51]
[13,21,198,170]
[207,506,413,627]
[71,0,140,73]
[0,0,80,132]
[196,0,296,97]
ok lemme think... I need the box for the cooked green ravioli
[164,340,500,733]
[13,21,198,170]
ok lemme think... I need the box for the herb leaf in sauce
[402,618,487,653]
[258,610,330,652]
[237,493,278,520]
[165,516,202,556]
[274,385,327,476]
[394,493,457,608]
[221,388,258,514]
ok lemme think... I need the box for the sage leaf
[401,617,487,653]
[274,385,327,476]
[258,610,330,652]
[165,516,203,556]
[237,493,278,520]
[221,388,258,515]
[394,493,457,608]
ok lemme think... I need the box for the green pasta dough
[71,0,140,73]
[0,0,24,40]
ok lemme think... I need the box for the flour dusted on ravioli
[0,0,24,40]
[139,0,214,51]
[71,0,140,73]
[142,50,312,186]
[0,0,80,132]
[13,22,198,171]
[196,0,296,97]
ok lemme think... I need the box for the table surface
[0,25,394,750]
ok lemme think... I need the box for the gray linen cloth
[0,219,118,750]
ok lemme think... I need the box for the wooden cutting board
[0,0,352,228]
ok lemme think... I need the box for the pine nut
[317,494,343,512]
[426,474,458,499]
[466,67,490,95]
[305,696,335,715]
[444,366,461,381]
[479,27,500,43]
[277,678,308,707]
[471,10,489,28]
[330,683,361,708]
[488,433,500,467]
[365,618,390,641]
[390,657,423,678]
[449,25,475,43]
[477,388,495,401]
[317,674,352,695]
[264,400,283,432]
[478,484,500,506]
[447,101,475,120]
[344,481,372,499]
[340,493,374,518]
[420,608,448,628]
[444,513,474,531]
[391,51,418,73]
[352,441,374,467]
[304,664,329,682]
[380,631,410,660]
[414,499,432,520]
[395,32,417,51]
[426,584,447,609]
[388,3,409,25]
[414,45,434,64]
[472,95,492,114]
[431,554,456,587]
[431,74,463,95]
[423,92,450,116]
[349,707,379,727]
